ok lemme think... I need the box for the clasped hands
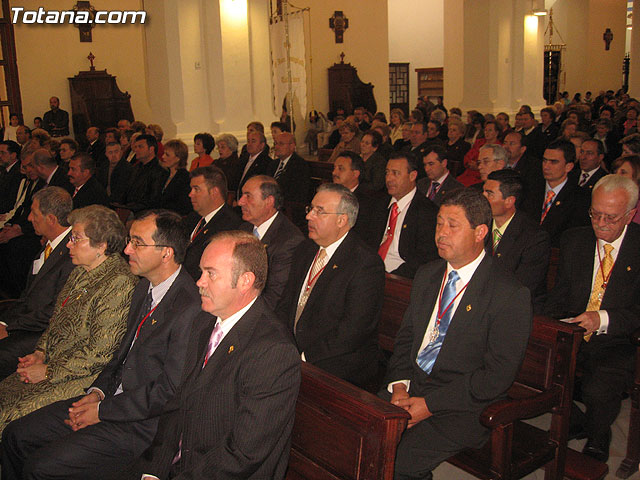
[391,384,432,428]
[64,391,101,431]
[16,350,46,384]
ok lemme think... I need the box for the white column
[630,0,640,98]
[444,0,546,116]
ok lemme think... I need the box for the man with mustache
[381,188,532,480]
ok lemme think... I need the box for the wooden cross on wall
[329,11,349,43]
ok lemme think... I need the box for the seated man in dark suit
[404,122,431,160]
[521,139,590,246]
[67,153,110,208]
[85,126,108,187]
[105,141,132,204]
[544,175,640,462]
[577,138,607,192]
[331,151,378,247]
[502,131,540,189]
[416,145,463,205]
[32,148,72,193]
[270,132,311,227]
[1,210,202,479]
[276,183,385,388]
[238,175,304,310]
[475,143,508,189]
[0,187,73,380]
[127,231,300,480]
[183,166,243,280]
[119,134,168,213]
[0,140,23,214]
[372,152,438,278]
[380,188,532,480]
[236,131,272,199]
[0,148,45,297]
[483,169,550,309]
[520,111,547,159]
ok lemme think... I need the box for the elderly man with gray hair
[544,174,640,462]
[276,183,385,388]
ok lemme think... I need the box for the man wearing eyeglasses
[1,210,202,479]
[544,174,640,462]
[276,183,385,388]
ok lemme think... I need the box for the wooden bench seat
[286,363,410,480]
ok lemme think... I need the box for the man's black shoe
[582,431,611,463]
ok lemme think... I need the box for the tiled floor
[433,399,637,479]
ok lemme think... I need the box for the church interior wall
[388,0,444,107]
[12,0,152,135]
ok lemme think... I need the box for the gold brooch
[466,304,472,311]
[151,319,157,325]
[228,346,234,354]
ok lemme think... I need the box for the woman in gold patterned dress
[0,205,137,435]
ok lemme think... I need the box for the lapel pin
[496,253,501,258]
[466,304,472,312]
[151,319,157,325]
[403,224,407,229]
[555,201,561,206]
[228,346,234,354]
[333,264,338,269]
[627,266,632,271]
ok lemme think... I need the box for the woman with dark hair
[360,130,387,192]
[464,110,485,144]
[613,154,640,224]
[190,132,216,170]
[160,139,192,215]
[0,205,136,435]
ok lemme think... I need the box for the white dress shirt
[382,188,417,273]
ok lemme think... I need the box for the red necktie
[190,217,205,242]
[540,190,555,224]
[378,202,399,260]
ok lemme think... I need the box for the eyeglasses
[69,233,90,245]
[588,208,632,225]
[305,205,345,217]
[126,236,171,250]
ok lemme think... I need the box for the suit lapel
[494,212,522,258]
[603,226,640,305]
[25,233,72,294]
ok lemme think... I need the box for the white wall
[388,0,444,108]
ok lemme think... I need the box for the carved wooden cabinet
[68,69,134,143]
[328,60,376,115]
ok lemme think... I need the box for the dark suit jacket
[159,168,192,216]
[88,139,109,187]
[8,179,45,235]
[371,191,439,278]
[0,161,23,213]
[577,167,607,193]
[276,231,385,387]
[416,172,463,206]
[48,166,73,194]
[108,158,133,204]
[544,224,640,349]
[240,212,304,310]
[122,158,168,213]
[91,268,200,451]
[215,152,241,193]
[383,255,532,448]
[73,175,110,209]
[183,206,244,281]
[352,183,380,248]
[522,127,548,159]
[521,177,590,246]
[237,150,273,198]
[1,231,73,333]
[488,211,550,309]
[130,299,300,480]
[270,152,311,204]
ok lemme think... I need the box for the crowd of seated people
[0,88,637,479]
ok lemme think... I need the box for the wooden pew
[286,363,410,480]
[378,273,412,353]
[445,316,602,480]
[616,327,640,478]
